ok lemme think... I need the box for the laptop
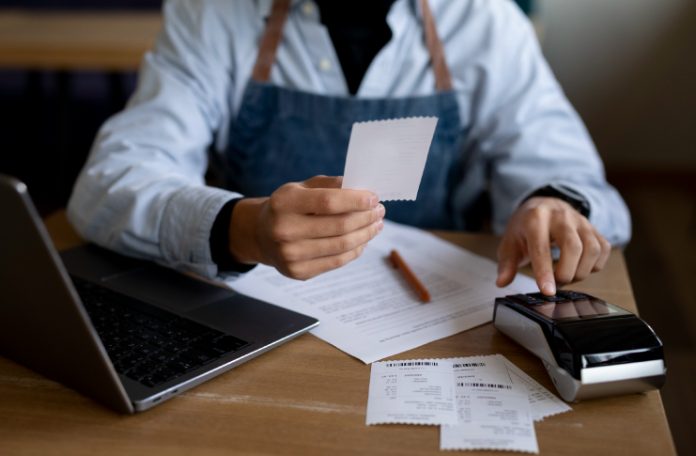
[0,175,319,413]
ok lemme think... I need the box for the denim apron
[225,0,468,229]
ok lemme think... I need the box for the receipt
[366,359,458,425]
[504,358,572,421]
[342,117,438,201]
[366,355,568,453]
[440,355,538,453]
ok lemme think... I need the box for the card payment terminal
[493,290,666,402]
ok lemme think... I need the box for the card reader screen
[529,298,629,321]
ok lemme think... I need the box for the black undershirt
[315,0,396,95]
[210,1,396,271]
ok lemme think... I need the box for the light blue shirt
[68,0,631,279]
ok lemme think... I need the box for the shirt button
[319,58,332,72]
[302,2,315,16]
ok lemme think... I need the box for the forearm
[67,150,240,278]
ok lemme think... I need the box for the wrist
[523,184,590,218]
[228,197,266,265]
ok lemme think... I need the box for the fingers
[524,214,556,296]
[549,213,583,285]
[496,237,522,288]
[593,234,612,272]
[280,244,369,281]
[573,227,602,280]
[272,182,378,215]
[498,197,614,295]
[550,211,612,284]
[302,175,343,189]
[273,204,385,241]
[259,176,386,280]
[278,220,384,264]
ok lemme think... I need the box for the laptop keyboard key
[71,276,252,389]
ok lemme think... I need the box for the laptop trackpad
[104,267,232,314]
[185,295,303,342]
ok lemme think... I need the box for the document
[228,221,536,363]
[342,117,438,201]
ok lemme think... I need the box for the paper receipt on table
[342,117,438,201]
[366,355,570,453]
[366,359,458,425]
[440,355,539,453]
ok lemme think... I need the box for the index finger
[524,219,556,296]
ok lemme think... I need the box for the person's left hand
[495,196,612,295]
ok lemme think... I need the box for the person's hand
[495,196,611,295]
[227,176,384,280]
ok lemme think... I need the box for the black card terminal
[493,290,666,402]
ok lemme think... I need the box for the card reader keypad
[508,291,589,306]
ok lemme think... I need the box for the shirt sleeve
[67,0,241,279]
[462,0,631,246]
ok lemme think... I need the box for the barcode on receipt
[458,382,513,390]
[385,361,439,367]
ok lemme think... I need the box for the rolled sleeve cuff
[159,185,240,278]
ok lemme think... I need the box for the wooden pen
[388,249,431,303]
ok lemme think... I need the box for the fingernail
[541,281,556,295]
[368,195,379,207]
[376,220,384,231]
[374,204,385,216]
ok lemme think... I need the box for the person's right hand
[228,176,385,280]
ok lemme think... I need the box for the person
[68,0,631,296]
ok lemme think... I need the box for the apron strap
[252,0,453,91]
[419,0,453,91]
[251,0,292,82]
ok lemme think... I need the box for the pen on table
[388,249,431,303]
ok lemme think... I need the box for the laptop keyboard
[71,276,250,388]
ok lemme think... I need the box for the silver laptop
[0,175,319,413]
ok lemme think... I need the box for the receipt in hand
[342,117,438,201]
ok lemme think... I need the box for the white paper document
[342,117,438,201]
[228,221,536,363]
[366,359,458,426]
[441,355,538,453]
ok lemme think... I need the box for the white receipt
[366,355,569,453]
[228,221,536,363]
[342,117,438,201]
[504,358,572,421]
[366,359,458,426]
[441,355,539,453]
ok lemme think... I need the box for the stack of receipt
[366,354,571,453]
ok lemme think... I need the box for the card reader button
[523,293,564,303]
[509,294,546,305]
[556,290,589,301]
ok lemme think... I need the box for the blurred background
[0,1,693,453]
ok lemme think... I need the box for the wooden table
[0,212,676,455]
[0,10,161,71]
